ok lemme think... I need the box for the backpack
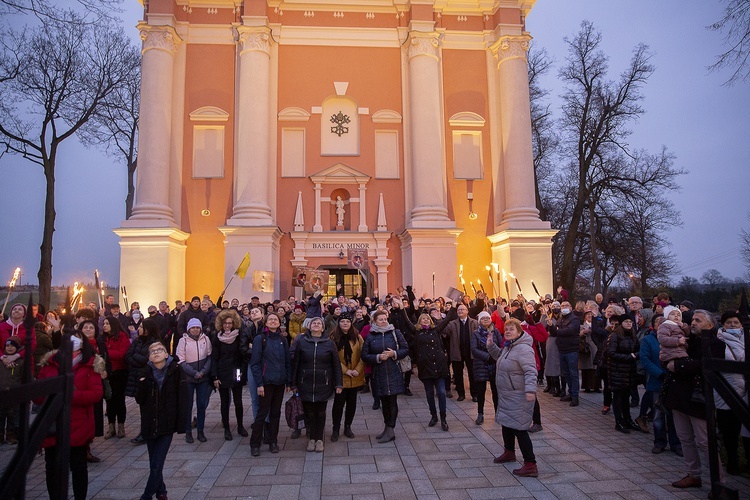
[285,392,305,430]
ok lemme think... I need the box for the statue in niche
[335,196,347,227]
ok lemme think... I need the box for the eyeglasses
[149,348,167,355]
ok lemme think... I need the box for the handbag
[102,378,113,400]
[285,393,305,430]
[391,331,412,373]
[579,336,591,355]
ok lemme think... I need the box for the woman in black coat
[362,308,409,444]
[211,309,247,441]
[404,307,454,431]
[292,316,343,453]
[607,314,640,433]
[125,317,162,445]
[471,311,502,425]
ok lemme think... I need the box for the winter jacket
[292,332,343,402]
[305,293,323,319]
[640,329,666,392]
[590,316,609,366]
[334,334,366,388]
[606,326,639,390]
[471,326,503,382]
[714,328,746,411]
[550,312,580,354]
[37,351,103,448]
[210,330,244,388]
[405,309,453,381]
[250,330,291,387]
[136,356,187,438]
[664,329,724,419]
[105,333,130,372]
[288,312,307,340]
[0,320,35,354]
[33,330,54,374]
[239,320,264,364]
[362,324,409,396]
[0,355,23,406]
[657,320,688,362]
[125,336,156,397]
[488,332,537,431]
[445,316,478,362]
[176,332,212,384]
[577,326,598,370]
[522,321,549,371]
[176,305,209,337]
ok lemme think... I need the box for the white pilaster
[313,183,323,232]
[488,229,558,301]
[399,228,462,298]
[405,24,452,227]
[114,228,189,307]
[491,34,548,230]
[229,24,274,225]
[219,226,284,303]
[294,191,305,231]
[127,23,181,225]
[358,183,368,232]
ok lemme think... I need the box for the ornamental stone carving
[407,33,440,61]
[238,29,271,57]
[491,35,530,64]
[140,26,181,55]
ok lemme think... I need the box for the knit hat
[191,296,201,303]
[662,306,680,320]
[293,304,304,312]
[339,312,353,322]
[187,318,203,331]
[477,311,491,321]
[5,336,22,349]
[618,314,633,325]
[11,303,26,316]
[680,300,695,310]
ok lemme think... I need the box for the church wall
[182,43,235,298]
[442,48,494,289]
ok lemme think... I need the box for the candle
[509,272,522,295]
[460,277,467,295]
[531,280,541,298]
[470,281,477,294]
[477,278,485,293]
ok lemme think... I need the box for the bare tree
[0,11,140,309]
[554,21,684,297]
[79,47,140,218]
[740,213,750,278]
[528,45,558,220]
[709,0,750,85]
[0,0,123,20]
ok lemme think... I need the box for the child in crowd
[657,306,688,368]
[0,336,23,444]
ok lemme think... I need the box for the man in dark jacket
[663,310,723,489]
[136,341,187,500]
[549,301,581,406]
[445,304,479,401]
[177,297,208,337]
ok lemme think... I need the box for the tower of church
[116,0,556,305]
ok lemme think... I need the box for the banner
[347,248,368,270]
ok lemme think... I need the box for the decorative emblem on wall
[330,111,351,136]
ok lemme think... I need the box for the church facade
[116,0,556,305]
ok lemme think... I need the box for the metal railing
[0,327,74,500]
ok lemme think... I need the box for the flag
[235,253,251,279]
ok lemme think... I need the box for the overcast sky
[0,0,747,288]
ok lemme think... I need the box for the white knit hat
[187,318,203,331]
[477,311,491,321]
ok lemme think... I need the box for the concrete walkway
[6,383,750,499]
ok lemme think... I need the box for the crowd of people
[0,284,748,499]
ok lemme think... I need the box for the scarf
[503,334,522,349]
[717,328,746,362]
[218,329,239,344]
[369,323,395,334]
[149,356,173,390]
[337,333,354,366]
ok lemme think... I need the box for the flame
[9,267,20,287]
[502,269,508,282]
[508,272,516,279]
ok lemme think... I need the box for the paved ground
[4,382,750,499]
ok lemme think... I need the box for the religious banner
[293,266,309,287]
[252,270,274,293]
[303,269,330,294]
[445,286,464,304]
[347,248,368,270]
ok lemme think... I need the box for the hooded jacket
[488,332,537,430]
[37,350,104,447]
[292,332,343,402]
[136,356,187,438]
[176,331,212,383]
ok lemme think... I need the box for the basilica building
[116,0,556,305]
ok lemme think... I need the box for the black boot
[543,377,553,393]
[428,414,438,427]
[440,412,449,432]
[344,425,355,438]
[331,427,339,442]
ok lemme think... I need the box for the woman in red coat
[37,332,104,500]
[103,316,131,439]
